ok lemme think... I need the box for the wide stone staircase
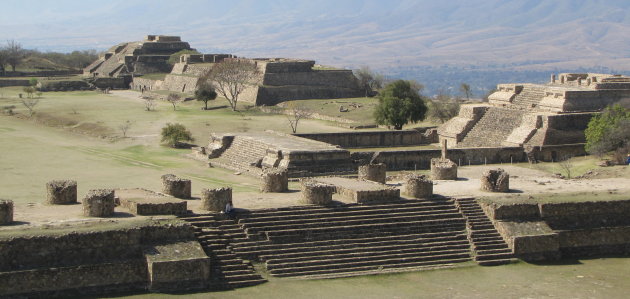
[179,214,266,289]
[510,85,546,110]
[231,199,475,279]
[457,107,524,148]
[454,197,515,266]
[211,136,270,175]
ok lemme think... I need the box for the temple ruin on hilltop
[438,73,630,159]
[83,35,193,87]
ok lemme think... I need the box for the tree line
[0,40,99,74]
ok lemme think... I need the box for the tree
[286,102,312,133]
[460,83,472,101]
[585,104,630,155]
[166,93,182,111]
[29,78,38,86]
[22,86,36,99]
[144,97,156,111]
[21,98,39,117]
[354,66,384,97]
[557,155,575,179]
[0,48,7,75]
[195,85,217,110]
[118,120,133,138]
[161,123,194,148]
[427,92,461,124]
[202,59,260,111]
[5,40,25,72]
[167,49,201,65]
[373,80,428,130]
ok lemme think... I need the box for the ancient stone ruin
[46,180,78,205]
[260,168,289,193]
[200,187,232,212]
[358,163,387,184]
[314,177,400,204]
[300,180,335,205]
[161,174,191,199]
[0,199,13,225]
[404,174,433,198]
[438,73,630,160]
[82,189,115,217]
[431,140,458,180]
[116,188,187,216]
[480,168,510,192]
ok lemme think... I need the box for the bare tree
[460,83,472,101]
[21,98,39,117]
[166,93,182,111]
[354,66,385,97]
[558,155,575,179]
[118,120,133,137]
[286,102,312,133]
[5,40,25,72]
[143,96,156,111]
[427,92,461,123]
[202,59,260,111]
[0,48,7,75]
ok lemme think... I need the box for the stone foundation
[404,174,433,199]
[480,168,510,192]
[300,180,335,205]
[200,187,232,212]
[83,189,115,217]
[117,189,187,216]
[161,174,191,199]
[46,180,77,205]
[358,163,387,184]
[0,200,13,225]
[260,168,289,192]
[430,158,458,180]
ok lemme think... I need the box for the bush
[585,104,630,155]
[160,123,194,148]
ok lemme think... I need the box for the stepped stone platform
[180,198,516,280]
[117,188,187,216]
[195,131,355,177]
[313,177,400,204]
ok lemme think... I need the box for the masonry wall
[295,129,436,148]
[0,79,29,87]
[255,85,364,106]
[161,74,201,93]
[262,70,360,88]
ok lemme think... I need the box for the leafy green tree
[195,85,218,110]
[167,49,201,65]
[161,123,194,148]
[29,78,38,86]
[373,80,428,130]
[585,104,630,155]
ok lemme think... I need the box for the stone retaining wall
[295,128,437,148]
[0,79,29,87]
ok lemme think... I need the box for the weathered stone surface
[404,174,433,198]
[161,174,191,199]
[117,189,187,216]
[430,158,457,180]
[260,168,289,192]
[0,199,13,225]
[480,201,541,220]
[480,168,510,192]
[200,187,232,212]
[313,177,399,204]
[358,163,387,184]
[144,241,210,292]
[300,180,335,205]
[495,220,560,261]
[46,180,77,205]
[82,189,115,217]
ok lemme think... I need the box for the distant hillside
[4,0,630,94]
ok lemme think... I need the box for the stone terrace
[457,107,524,148]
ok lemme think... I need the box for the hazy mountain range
[2,0,630,95]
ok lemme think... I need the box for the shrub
[160,123,194,148]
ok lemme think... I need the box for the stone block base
[46,180,77,204]
[480,168,509,192]
[404,174,433,198]
[200,187,232,212]
[260,168,288,192]
[430,158,457,180]
[300,180,335,205]
[161,174,191,199]
[358,163,387,184]
[83,189,115,217]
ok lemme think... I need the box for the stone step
[474,243,510,251]
[476,248,512,256]
[245,211,464,234]
[268,252,472,276]
[475,252,514,261]
[264,242,471,265]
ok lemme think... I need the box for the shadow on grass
[111,211,135,218]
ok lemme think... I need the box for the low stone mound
[314,177,400,204]
[161,174,191,199]
[116,189,187,216]
[83,189,115,217]
[0,199,13,225]
[480,168,510,192]
[46,180,77,205]
[260,168,288,193]
[430,158,457,180]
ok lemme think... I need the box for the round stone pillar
[430,158,458,180]
[480,169,510,192]
[260,168,289,193]
[83,189,115,217]
[161,174,191,198]
[200,187,233,212]
[0,200,14,225]
[46,180,77,204]
[358,163,387,184]
[300,180,335,205]
[405,174,433,199]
